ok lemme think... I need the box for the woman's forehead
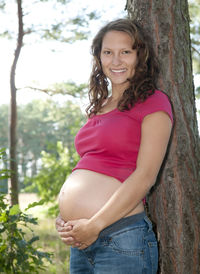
[101,31,134,48]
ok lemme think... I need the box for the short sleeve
[135,90,173,123]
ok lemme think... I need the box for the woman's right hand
[55,215,81,247]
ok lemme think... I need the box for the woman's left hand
[55,215,80,247]
[59,219,100,250]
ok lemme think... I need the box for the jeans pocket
[107,226,145,256]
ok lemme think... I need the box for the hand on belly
[58,169,121,222]
[58,218,100,250]
[57,169,145,248]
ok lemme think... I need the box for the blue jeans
[70,212,158,274]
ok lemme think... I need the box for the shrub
[0,149,52,273]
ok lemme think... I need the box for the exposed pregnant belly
[58,169,144,222]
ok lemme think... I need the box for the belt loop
[144,216,153,232]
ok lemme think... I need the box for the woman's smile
[110,68,127,73]
[100,30,138,91]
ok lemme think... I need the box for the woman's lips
[110,69,127,73]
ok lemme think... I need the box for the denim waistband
[99,211,146,237]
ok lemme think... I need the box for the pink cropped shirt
[72,90,173,182]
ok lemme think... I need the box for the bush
[0,149,52,273]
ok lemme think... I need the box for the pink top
[72,90,173,182]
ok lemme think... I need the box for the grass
[19,193,71,274]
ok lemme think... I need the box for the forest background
[1,0,200,197]
[0,0,200,273]
[0,0,127,196]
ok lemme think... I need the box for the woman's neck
[111,83,129,102]
[110,90,123,103]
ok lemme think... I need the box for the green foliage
[0,99,85,192]
[0,148,10,179]
[0,194,52,273]
[0,150,52,273]
[47,81,88,97]
[0,105,9,149]
[0,148,9,193]
[28,141,79,216]
[41,19,90,43]
[0,0,5,9]
[0,0,99,43]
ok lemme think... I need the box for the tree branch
[19,85,83,98]
[192,46,200,56]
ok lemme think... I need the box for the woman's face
[100,30,138,90]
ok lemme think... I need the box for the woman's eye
[103,50,111,55]
[122,50,131,54]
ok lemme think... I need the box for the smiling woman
[56,18,173,274]
[100,31,138,94]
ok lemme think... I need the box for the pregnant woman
[56,18,173,273]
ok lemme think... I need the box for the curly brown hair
[86,18,160,117]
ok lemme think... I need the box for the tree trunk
[9,0,24,205]
[126,0,200,273]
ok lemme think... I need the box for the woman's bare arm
[60,111,172,249]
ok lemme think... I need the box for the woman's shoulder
[145,89,170,102]
[137,89,172,107]
[129,90,173,122]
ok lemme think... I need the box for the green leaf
[0,175,11,180]
[9,204,21,216]
[0,148,6,154]
[0,212,7,222]
[25,198,46,211]
[0,169,11,173]
[28,236,39,245]
[0,244,7,252]
[17,239,27,249]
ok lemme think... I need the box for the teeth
[111,69,126,73]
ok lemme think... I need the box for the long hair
[86,19,159,117]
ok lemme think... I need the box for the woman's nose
[112,54,122,65]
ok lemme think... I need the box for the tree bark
[126,0,200,273]
[9,0,24,205]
